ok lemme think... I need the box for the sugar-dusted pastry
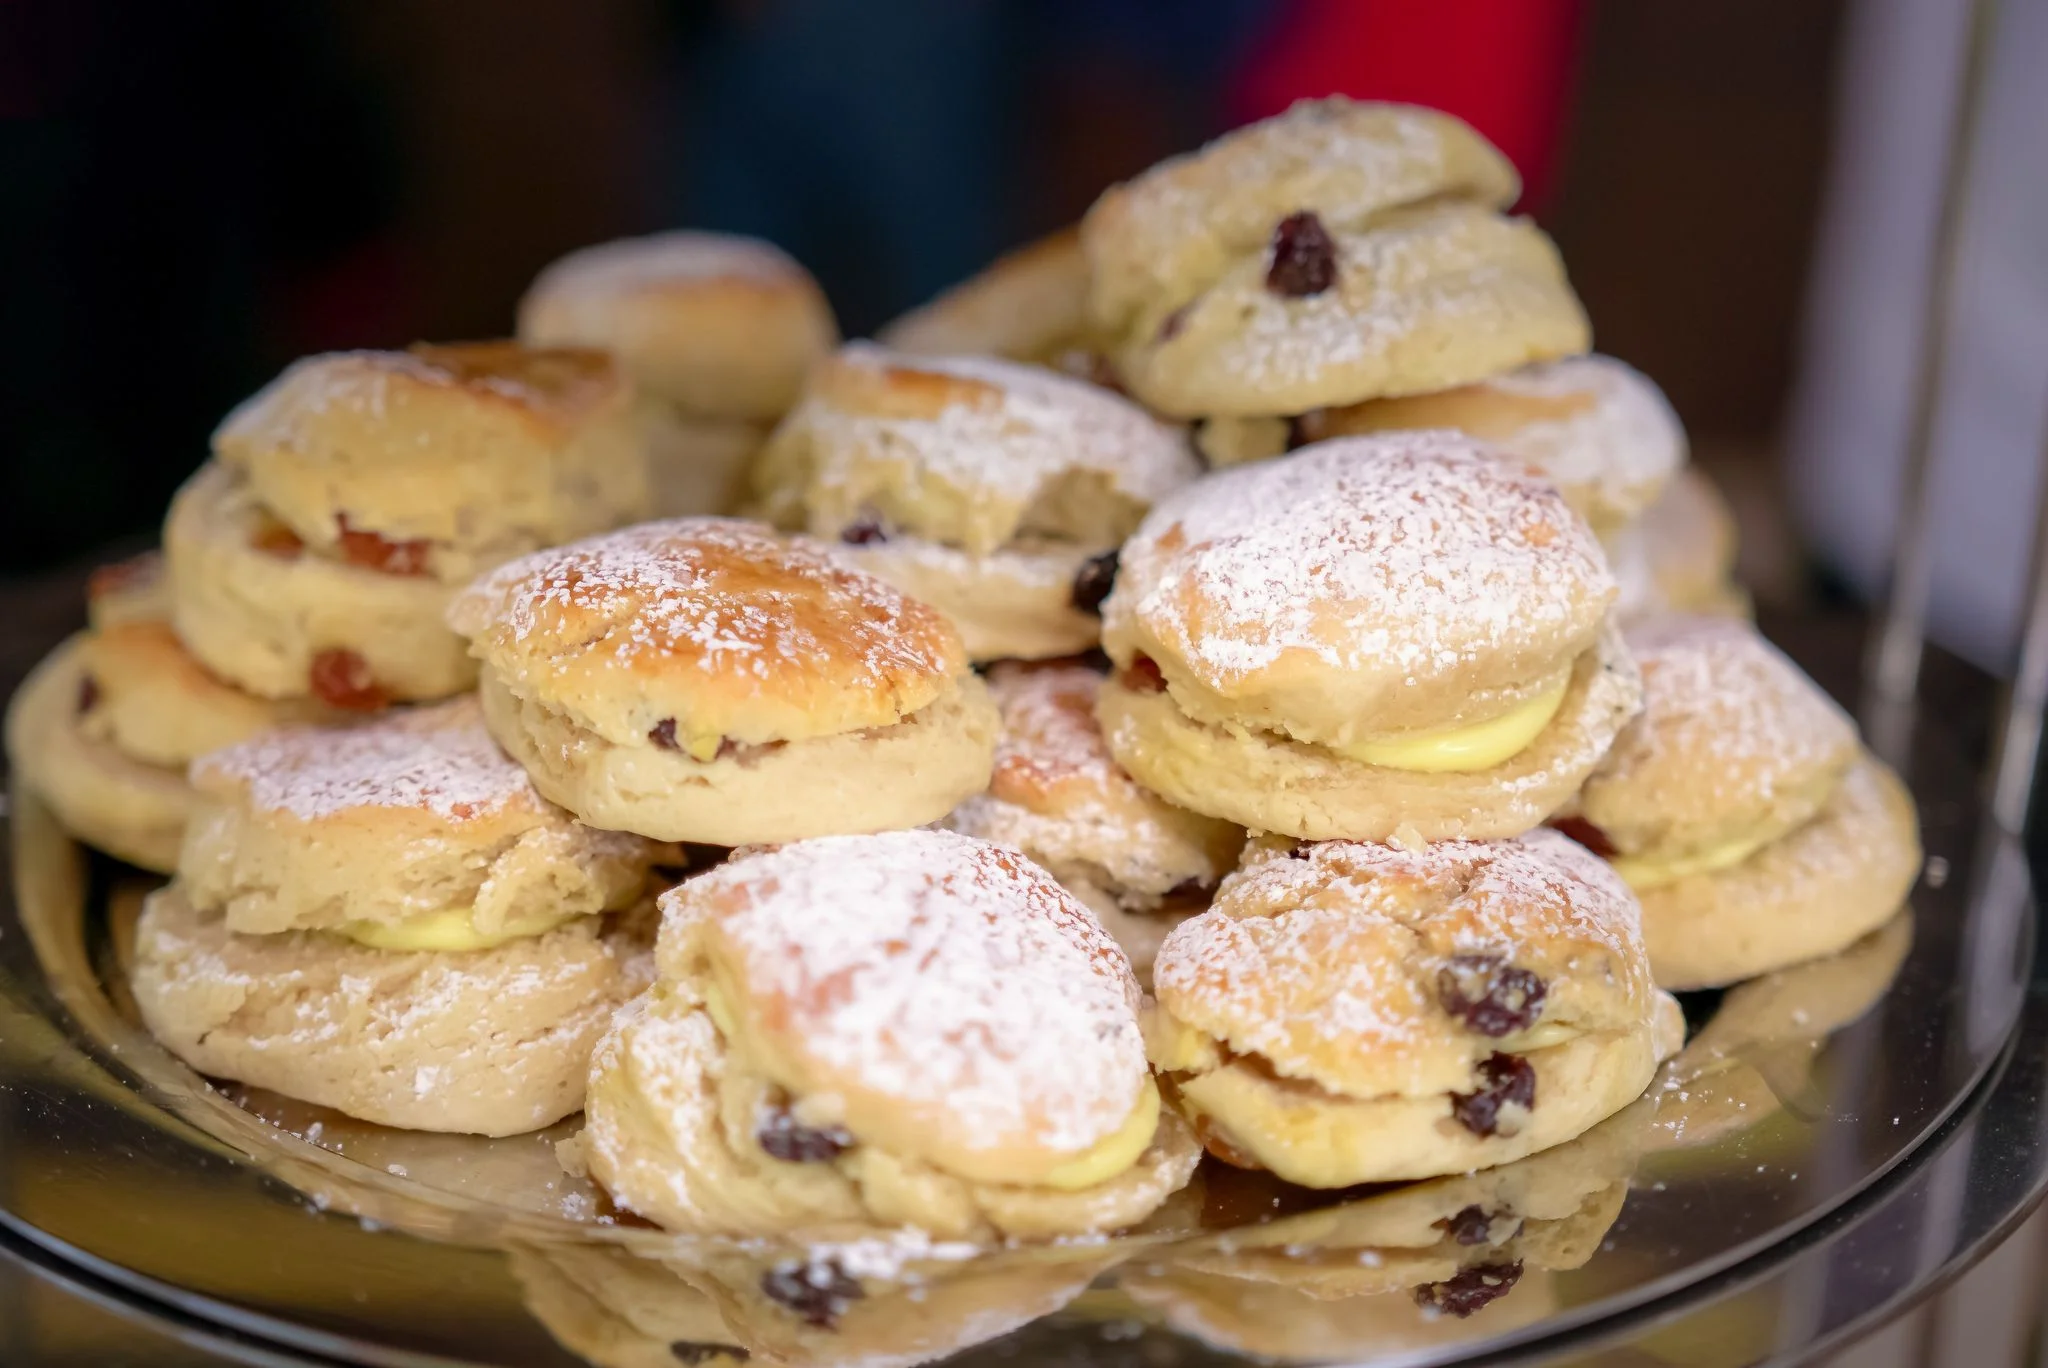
[130,699,669,1135]
[1097,433,1641,841]
[4,554,339,871]
[1146,830,1683,1187]
[1610,465,1750,624]
[579,829,1200,1240]
[943,662,1243,983]
[447,518,996,844]
[1308,354,1686,535]
[878,226,1097,367]
[518,232,839,516]
[179,697,665,943]
[750,344,1200,661]
[1562,615,1917,989]
[1082,99,1586,422]
[213,342,649,583]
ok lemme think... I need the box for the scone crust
[6,634,192,872]
[517,231,838,420]
[662,831,1149,1182]
[181,696,661,935]
[1612,465,1745,624]
[837,540,1103,664]
[753,343,1197,556]
[78,619,334,768]
[1640,754,1922,990]
[86,550,173,629]
[1574,616,1859,858]
[1314,355,1686,533]
[1083,98,1519,335]
[214,343,649,580]
[879,226,1094,363]
[447,519,969,747]
[636,405,766,518]
[130,883,653,1136]
[1098,622,1641,843]
[1103,433,1616,741]
[1112,203,1589,419]
[165,461,474,702]
[945,663,1244,902]
[476,663,997,845]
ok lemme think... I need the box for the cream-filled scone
[519,233,839,518]
[878,226,1099,368]
[179,696,667,943]
[1560,615,1914,988]
[165,461,475,705]
[750,344,1200,661]
[1610,465,1749,624]
[580,830,1201,1240]
[446,518,997,844]
[943,662,1243,983]
[1306,354,1686,535]
[213,342,649,584]
[1098,433,1641,841]
[130,882,653,1136]
[1146,830,1683,1187]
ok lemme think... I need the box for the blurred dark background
[1,0,1841,585]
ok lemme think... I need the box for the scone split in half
[579,829,1201,1241]
[446,518,999,845]
[1146,829,1682,1187]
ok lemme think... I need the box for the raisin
[336,515,433,576]
[1434,1204,1506,1247]
[1413,1261,1523,1318]
[756,1098,854,1163]
[648,718,679,749]
[1266,211,1338,297]
[839,513,889,546]
[1156,304,1191,343]
[76,674,101,716]
[1551,815,1619,859]
[1450,1053,1537,1138]
[669,1344,744,1365]
[760,1258,863,1328]
[1070,550,1119,615]
[1437,955,1548,1038]
[308,650,390,711]
[1119,654,1167,694]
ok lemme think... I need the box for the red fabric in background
[1229,0,1587,213]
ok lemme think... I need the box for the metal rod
[1991,398,2048,835]
[1863,0,1999,708]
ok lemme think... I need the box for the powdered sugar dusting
[666,829,1147,1153]
[1109,432,1612,684]
[1471,355,1685,507]
[192,696,539,823]
[803,344,1198,508]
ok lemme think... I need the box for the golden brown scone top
[1083,97,1519,334]
[878,225,1095,363]
[658,829,1148,1184]
[1154,829,1658,1099]
[447,518,969,747]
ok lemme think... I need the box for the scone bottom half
[1144,832,1682,1188]
[579,830,1201,1241]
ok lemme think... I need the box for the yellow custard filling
[1326,671,1571,773]
[1041,1079,1161,1191]
[337,906,579,952]
[1609,827,1778,892]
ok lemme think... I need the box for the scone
[213,341,650,583]
[878,225,1098,368]
[510,1244,750,1368]
[749,343,1200,661]
[1560,615,1918,989]
[518,231,839,516]
[165,461,477,705]
[1145,829,1683,1187]
[943,661,1244,983]
[1307,354,1686,536]
[446,518,997,844]
[579,829,1201,1240]
[1082,99,1587,426]
[178,696,666,943]
[131,883,653,1136]
[1097,433,1642,841]
[1610,465,1749,624]
[5,556,337,872]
